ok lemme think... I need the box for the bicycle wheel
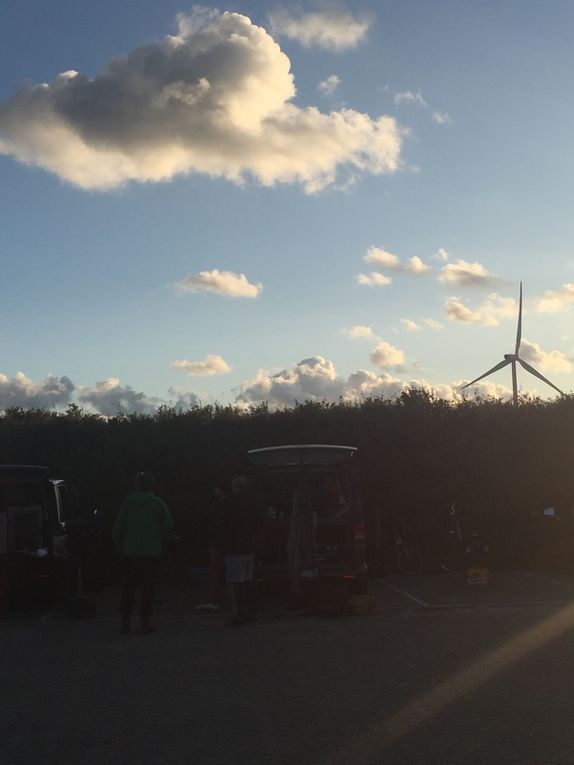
[396,545,423,575]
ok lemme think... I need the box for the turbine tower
[460,282,564,406]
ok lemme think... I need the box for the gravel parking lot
[3,570,574,765]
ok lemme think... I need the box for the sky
[2,0,574,414]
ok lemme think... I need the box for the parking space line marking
[383,582,430,607]
[514,571,574,589]
[375,599,574,612]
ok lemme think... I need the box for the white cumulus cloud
[520,340,571,373]
[438,259,501,288]
[356,272,392,287]
[77,378,160,416]
[235,355,516,409]
[0,372,74,410]
[535,284,574,314]
[269,6,372,51]
[0,11,401,193]
[342,325,375,340]
[363,246,431,275]
[176,269,262,298]
[171,355,231,377]
[370,340,405,370]
[445,293,517,326]
[318,74,341,95]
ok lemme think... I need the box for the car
[0,465,87,606]
[247,444,368,604]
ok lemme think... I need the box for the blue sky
[1,1,574,414]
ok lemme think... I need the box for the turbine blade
[460,358,511,390]
[515,281,523,355]
[517,358,564,396]
[511,360,518,406]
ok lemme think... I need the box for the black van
[247,445,368,595]
[0,465,83,602]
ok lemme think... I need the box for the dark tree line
[2,390,574,567]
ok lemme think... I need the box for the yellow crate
[466,568,489,587]
[350,594,375,615]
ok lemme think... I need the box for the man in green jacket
[113,471,173,634]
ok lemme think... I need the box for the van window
[56,484,80,523]
[0,484,46,553]
[252,469,354,520]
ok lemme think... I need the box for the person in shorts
[221,476,264,626]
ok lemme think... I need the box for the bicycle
[441,504,466,574]
[441,504,489,574]
[393,519,423,575]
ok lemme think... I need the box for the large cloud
[0,372,74,410]
[171,355,231,377]
[235,355,513,409]
[0,11,401,192]
[268,6,372,51]
[176,270,262,298]
[77,378,160,416]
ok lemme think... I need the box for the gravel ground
[3,571,574,765]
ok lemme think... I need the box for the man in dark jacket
[221,476,264,626]
[113,471,173,634]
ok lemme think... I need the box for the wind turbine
[460,282,565,406]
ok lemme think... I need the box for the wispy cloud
[424,318,444,330]
[318,74,341,95]
[394,90,428,107]
[171,355,232,377]
[176,270,262,298]
[433,248,449,262]
[401,319,420,332]
[0,10,400,193]
[269,6,372,51]
[432,111,453,126]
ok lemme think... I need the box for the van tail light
[353,521,366,543]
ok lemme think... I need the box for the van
[0,465,84,603]
[247,445,368,597]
